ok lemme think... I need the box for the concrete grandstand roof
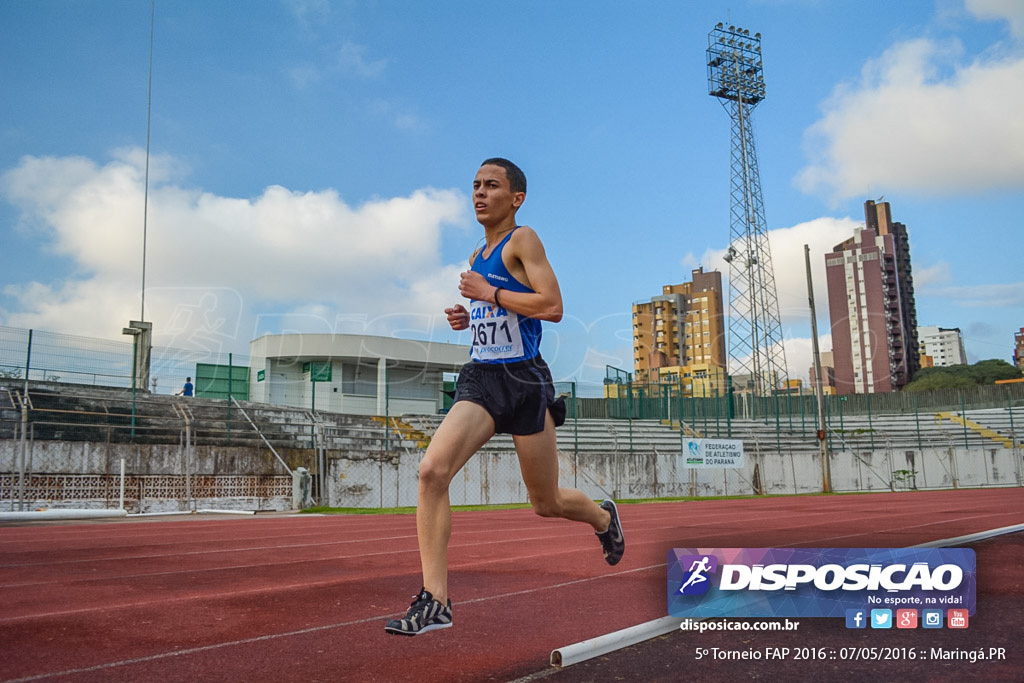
[249,333,468,370]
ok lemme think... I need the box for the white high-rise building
[918,326,967,367]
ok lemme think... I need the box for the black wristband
[493,287,504,307]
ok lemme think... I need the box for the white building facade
[917,326,968,367]
[249,334,469,416]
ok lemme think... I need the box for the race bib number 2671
[469,300,524,361]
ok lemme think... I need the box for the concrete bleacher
[0,382,423,459]
[4,382,1021,507]
[5,381,1020,460]
[401,405,1023,460]
[663,407,1022,456]
[402,414,688,457]
[807,407,1022,453]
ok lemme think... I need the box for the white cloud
[965,0,1024,38]
[284,0,331,25]
[911,261,954,288]
[695,216,859,330]
[336,41,388,78]
[1,150,471,350]
[679,217,855,385]
[764,218,862,326]
[545,311,635,393]
[782,333,833,384]
[367,99,429,133]
[288,40,387,88]
[797,31,1024,201]
[924,282,1024,308]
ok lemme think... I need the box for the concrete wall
[325,443,1022,508]
[1,440,306,476]
[4,432,1021,511]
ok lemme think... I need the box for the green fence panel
[195,362,250,400]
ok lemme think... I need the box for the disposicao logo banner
[667,548,976,618]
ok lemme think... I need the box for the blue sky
[2,0,1022,395]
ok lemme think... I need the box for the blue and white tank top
[468,227,543,364]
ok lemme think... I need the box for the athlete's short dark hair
[481,157,526,195]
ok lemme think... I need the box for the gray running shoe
[596,499,625,565]
[384,588,453,636]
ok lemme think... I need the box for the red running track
[0,488,1022,683]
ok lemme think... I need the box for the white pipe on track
[549,521,1024,669]
[550,616,682,668]
[0,509,128,522]
[127,509,257,517]
[0,508,263,522]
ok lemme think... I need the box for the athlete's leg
[512,411,611,532]
[417,400,495,603]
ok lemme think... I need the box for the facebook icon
[846,609,867,629]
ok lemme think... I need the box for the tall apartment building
[918,326,968,367]
[632,267,726,390]
[808,350,837,395]
[1014,328,1024,371]
[825,200,920,394]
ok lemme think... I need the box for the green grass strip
[300,491,846,515]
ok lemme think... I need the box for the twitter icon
[870,609,892,629]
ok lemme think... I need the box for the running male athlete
[385,158,625,636]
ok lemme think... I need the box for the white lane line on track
[5,511,1022,680]
[6,509,1015,626]
[0,539,663,623]
[6,498,1002,570]
[0,522,627,589]
[4,508,1021,611]
[0,565,660,683]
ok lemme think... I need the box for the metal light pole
[707,23,788,397]
[805,244,832,492]
[140,0,155,323]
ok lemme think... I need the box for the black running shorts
[453,355,566,435]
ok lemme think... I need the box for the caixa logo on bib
[667,548,976,619]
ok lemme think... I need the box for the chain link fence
[2,325,1023,511]
[0,325,250,397]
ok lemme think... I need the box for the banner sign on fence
[684,438,744,468]
[667,547,976,619]
[302,361,332,382]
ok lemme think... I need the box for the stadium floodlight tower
[707,22,788,397]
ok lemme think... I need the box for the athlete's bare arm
[457,226,563,322]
